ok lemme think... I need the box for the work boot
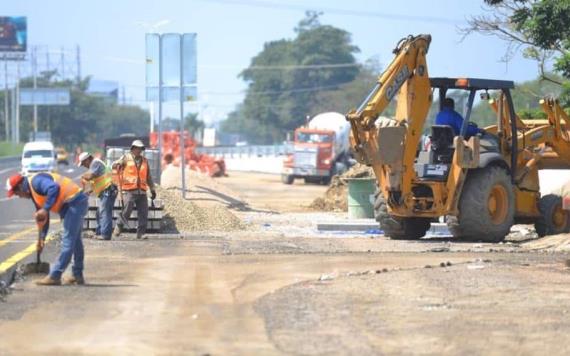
[36,276,61,286]
[113,224,122,237]
[64,275,85,285]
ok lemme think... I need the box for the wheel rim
[488,184,508,225]
[552,203,568,230]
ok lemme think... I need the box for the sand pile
[310,164,375,211]
[158,187,245,233]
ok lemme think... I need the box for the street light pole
[179,35,186,199]
[157,35,163,176]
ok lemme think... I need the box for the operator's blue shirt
[435,107,481,137]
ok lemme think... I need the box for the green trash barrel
[347,178,376,219]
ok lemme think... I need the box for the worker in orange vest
[6,172,88,285]
[112,140,157,239]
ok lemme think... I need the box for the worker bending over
[6,173,88,285]
[112,140,157,240]
[78,152,117,240]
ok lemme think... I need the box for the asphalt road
[0,158,82,284]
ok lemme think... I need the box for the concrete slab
[317,219,379,232]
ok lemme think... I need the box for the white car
[21,141,57,176]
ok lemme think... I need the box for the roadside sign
[19,88,71,106]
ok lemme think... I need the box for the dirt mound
[158,187,245,233]
[343,164,374,178]
[309,164,375,212]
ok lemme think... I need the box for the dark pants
[118,191,148,236]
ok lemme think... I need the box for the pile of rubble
[158,166,247,232]
[159,187,245,233]
[310,164,375,212]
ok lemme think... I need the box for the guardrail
[196,144,292,158]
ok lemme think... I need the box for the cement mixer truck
[282,112,352,185]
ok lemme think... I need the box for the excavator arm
[346,34,432,206]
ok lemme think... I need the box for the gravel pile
[158,187,245,233]
[310,164,375,212]
[161,165,245,207]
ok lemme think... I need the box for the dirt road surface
[1,171,570,355]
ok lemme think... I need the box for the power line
[199,0,462,25]
[99,55,361,70]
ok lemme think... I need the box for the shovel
[23,215,51,275]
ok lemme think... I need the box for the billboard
[20,88,71,106]
[0,17,27,53]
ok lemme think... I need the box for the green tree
[15,73,149,148]
[222,11,360,144]
[464,0,570,104]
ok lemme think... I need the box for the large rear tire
[534,194,570,237]
[374,190,431,240]
[447,166,514,242]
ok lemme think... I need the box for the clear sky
[4,0,541,125]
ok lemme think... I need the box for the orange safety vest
[29,173,82,213]
[121,154,149,191]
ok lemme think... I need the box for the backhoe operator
[435,98,484,137]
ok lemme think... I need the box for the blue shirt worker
[435,98,484,137]
[6,173,88,286]
[78,152,117,240]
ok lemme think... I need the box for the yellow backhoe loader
[347,34,570,242]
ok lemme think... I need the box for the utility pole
[179,36,186,199]
[33,46,38,134]
[76,45,81,84]
[60,46,65,79]
[14,61,20,143]
[46,50,50,74]
[158,35,163,174]
[3,57,8,141]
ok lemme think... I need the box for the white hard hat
[77,152,92,167]
[131,140,145,149]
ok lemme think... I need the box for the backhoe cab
[347,34,570,242]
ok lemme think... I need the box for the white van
[21,141,56,176]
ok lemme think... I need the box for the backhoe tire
[374,190,431,240]
[447,166,514,242]
[534,194,570,237]
[281,174,294,185]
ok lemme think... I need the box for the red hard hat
[6,174,24,197]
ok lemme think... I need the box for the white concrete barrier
[225,156,284,174]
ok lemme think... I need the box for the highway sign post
[145,33,197,198]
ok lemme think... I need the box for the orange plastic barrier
[150,131,226,177]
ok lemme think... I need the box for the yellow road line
[0,226,37,248]
[0,221,62,274]
[0,221,61,248]
[0,234,56,274]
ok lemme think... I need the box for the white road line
[0,167,17,175]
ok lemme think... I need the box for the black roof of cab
[430,77,515,90]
